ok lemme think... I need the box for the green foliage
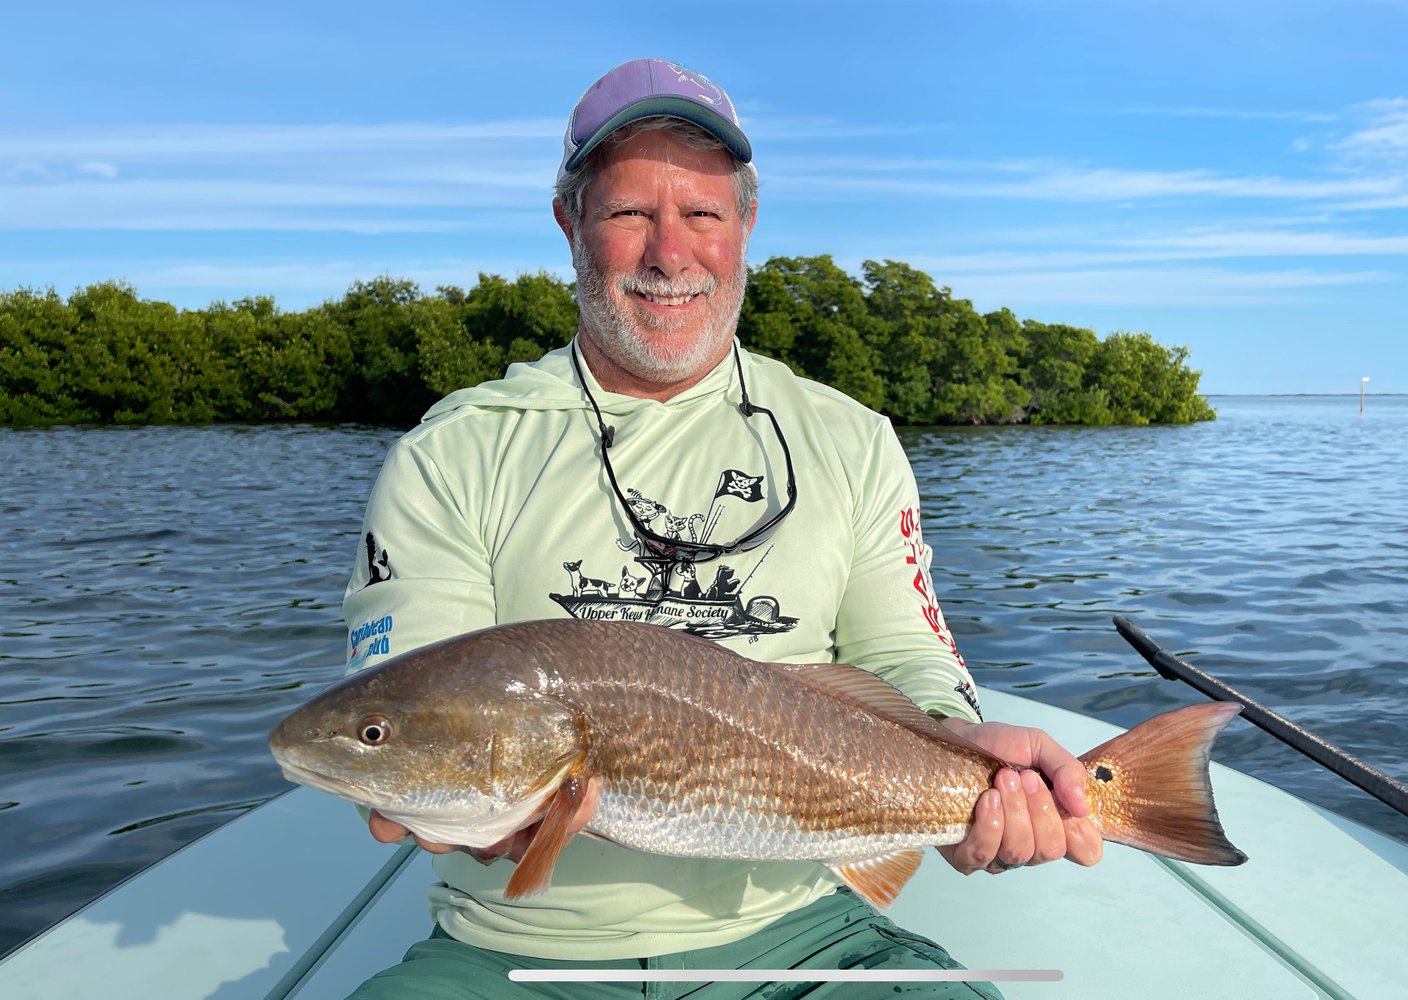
[0,261,1213,427]
[204,297,354,421]
[737,255,1210,427]
[740,255,886,410]
[320,277,434,425]
[1090,332,1217,425]
[417,272,580,397]
[0,287,83,425]
[63,281,222,424]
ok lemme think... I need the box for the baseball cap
[558,58,752,182]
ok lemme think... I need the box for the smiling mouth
[634,291,702,307]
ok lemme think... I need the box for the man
[343,58,1101,999]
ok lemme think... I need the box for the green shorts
[345,888,1003,1000]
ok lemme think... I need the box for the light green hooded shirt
[342,340,981,960]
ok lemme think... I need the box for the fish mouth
[272,758,507,846]
[275,759,376,802]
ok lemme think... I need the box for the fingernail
[1003,770,1020,792]
[1021,769,1042,795]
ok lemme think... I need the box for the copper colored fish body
[269,619,1246,907]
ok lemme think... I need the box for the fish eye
[357,714,392,746]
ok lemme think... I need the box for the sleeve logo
[899,507,968,670]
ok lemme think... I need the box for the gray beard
[571,234,748,385]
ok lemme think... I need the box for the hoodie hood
[421,338,745,422]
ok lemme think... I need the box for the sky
[3,0,1406,394]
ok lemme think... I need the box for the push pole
[1113,616,1408,818]
[1361,376,1370,413]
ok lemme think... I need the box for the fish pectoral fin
[827,849,924,909]
[504,764,595,900]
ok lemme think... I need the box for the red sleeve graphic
[899,507,967,668]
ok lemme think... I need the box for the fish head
[267,649,585,847]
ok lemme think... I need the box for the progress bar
[510,969,1062,983]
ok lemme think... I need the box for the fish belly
[587,787,971,863]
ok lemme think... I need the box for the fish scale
[566,657,989,857]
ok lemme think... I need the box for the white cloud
[897,231,1408,275]
[1333,194,1408,209]
[765,97,1408,210]
[7,213,508,233]
[76,161,118,178]
[4,100,1405,246]
[0,179,546,230]
[1113,105,1338,123]
[0,121,562,159]
[771,165,1404,203]
[1116,228,1408,256]
[1336,97,1408,160]
[370,163,554,188]
[743,117,944,141]
[859,227,1408,310]
[764,153,1050,174]
[935,266,1397,309]
[6,160,47,178]
[0,122,564,231]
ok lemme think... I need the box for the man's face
[564,129,755,387]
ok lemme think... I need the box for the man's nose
[643,214,692,277]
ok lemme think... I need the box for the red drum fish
[268,620,1246,907]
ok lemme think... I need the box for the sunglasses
[571,342,797,564]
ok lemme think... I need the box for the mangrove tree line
[0,256,1214,428]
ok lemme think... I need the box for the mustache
[616,271,718,298]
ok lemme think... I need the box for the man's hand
[936,719,1103,875]
[367,777,602,864]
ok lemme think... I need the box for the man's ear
[552,198,575,248]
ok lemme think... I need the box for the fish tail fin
[1080,701,1248,866]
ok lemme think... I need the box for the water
[1,396,1405,957]
[900,396,1408,835]
[0,424,403,956]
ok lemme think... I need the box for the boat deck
[2,690,1405,999]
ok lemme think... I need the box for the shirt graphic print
[548,467,799,642]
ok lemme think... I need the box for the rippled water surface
[2,396,1405,956]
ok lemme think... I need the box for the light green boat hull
[2,690,1405,999]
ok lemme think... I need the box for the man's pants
[346,888,1003,1000]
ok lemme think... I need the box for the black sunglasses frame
[571,342,797,564]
